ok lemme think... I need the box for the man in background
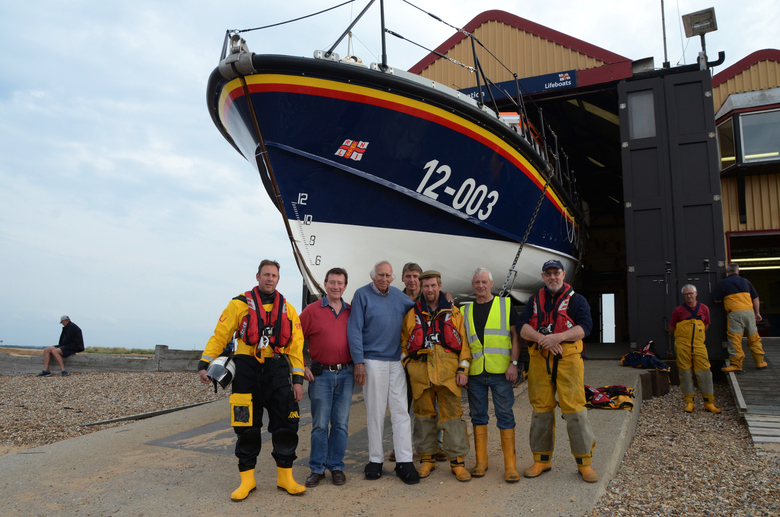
[668,284,721,413]
[714,263,767,372]
[38,316,84,377]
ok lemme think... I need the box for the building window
[627,90,656,140]
[717,117,735,170]
[740,109,780,163]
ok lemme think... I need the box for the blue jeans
[467,372,516,429]
[308,365,354,473]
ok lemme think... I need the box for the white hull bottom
[289,221,577,305]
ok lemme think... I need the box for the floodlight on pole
[681,7,717,70]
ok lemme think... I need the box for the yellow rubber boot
[523,460,552,478]
[578,465,599,483]
[470,425,488,477]
[703,394,722,414]
[417,453,436,478]
[276,467,306,496]
[683,394,695,413]
[499,428,520,483]
[230,469,257,501]
[450,456,471,482]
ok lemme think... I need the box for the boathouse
[409,11,780,356]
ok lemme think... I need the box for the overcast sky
[1,0,777,350]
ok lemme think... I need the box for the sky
[1,0,777,350]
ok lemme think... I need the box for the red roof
[408,9,629,75]
[712,49,780,88]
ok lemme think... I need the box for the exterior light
[682,8,718,70]
[682,8,718,37]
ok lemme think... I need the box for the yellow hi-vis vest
[463,296,512,375]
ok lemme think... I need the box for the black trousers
[231,354,300,470]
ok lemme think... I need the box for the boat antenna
[325,0,376,59]
[379,0,388,71]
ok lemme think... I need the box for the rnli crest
[336,139,369,161]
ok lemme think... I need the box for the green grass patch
[84,347,155,355]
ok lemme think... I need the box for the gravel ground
[591,383,780,517]
[0,372,226,449]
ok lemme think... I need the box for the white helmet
[206,356,235,393]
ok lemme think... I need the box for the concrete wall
[0,345,202,375]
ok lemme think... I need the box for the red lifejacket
[407,297,462,354]
[236,288,292,353]
[528,283,576,335]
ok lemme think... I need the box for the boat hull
[207,55,582,300]
[290,220,576,302]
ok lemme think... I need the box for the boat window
[740,109,780,164]
[626,90,656,140]
[716,117,735,171]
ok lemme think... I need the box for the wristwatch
[511,360,518,366]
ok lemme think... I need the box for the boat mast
[324,0,376,60]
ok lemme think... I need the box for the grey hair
[681,284,697,294]
[370,260,395,280]
[472,267,493,282]
[727,263,740,274]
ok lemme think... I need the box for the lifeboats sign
[460,69,577,101]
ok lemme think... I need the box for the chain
[498,172,552,297]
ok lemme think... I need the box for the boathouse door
[619,68,727,359]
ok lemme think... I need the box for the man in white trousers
[347,260,419,484]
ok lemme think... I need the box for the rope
[236,0,355,33]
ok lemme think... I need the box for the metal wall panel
[419,20,605,87]
[713,60,780,111]
[721,173,780,232]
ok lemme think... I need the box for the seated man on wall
[38,316,84,377]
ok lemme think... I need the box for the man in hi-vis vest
[519,259,596,483]
[198,259,306,500]
[463,267,521,483]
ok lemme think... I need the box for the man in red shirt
[668,284,721,413]
[300,268,354,488]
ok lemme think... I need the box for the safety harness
[235,288,292,361]
[528,283,576,383]
[408,297,462,357]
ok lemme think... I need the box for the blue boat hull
[207,54,582,300]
